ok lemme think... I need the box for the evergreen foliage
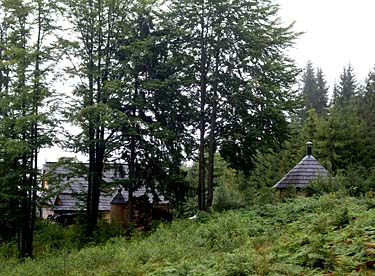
[301,61,317,118]
[114,1,195,212]
[300,61,328,120]
[361,68,375,126]
[314,103,370,173]
[333,64,358,108]
[61,0,198,232]
[315,68,329,116]
[358,68,375,168]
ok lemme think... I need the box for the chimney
[306,141,313,156]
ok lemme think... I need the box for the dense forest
[1,0,375,271]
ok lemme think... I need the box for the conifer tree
[300,62,328,119]
[361,68,375,126]
[358,68,375,168]
[334,64,357,108]
[315,68,329,116]
[63,0,194,227]
[316,105,366,173]
[301,61,317,118]
[115,1,194,218]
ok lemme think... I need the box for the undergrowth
[2,194,375,275]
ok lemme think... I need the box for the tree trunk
[86,42,96,236]
[28,2,43,258]
[198,0,207,211]
[128,136,136,224]
[91,0,104,233]
[85,0,98,236]
[127,75,139,223]
[206,49,219,209]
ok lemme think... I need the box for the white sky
[277,0,375,92]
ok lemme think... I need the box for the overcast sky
[277,0,375,94]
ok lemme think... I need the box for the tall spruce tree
[315,68,329,116]
[358,68,375,168]
[316,105,366,173]
[334,64,357,108]
[361,68,375,126]
[115,1,195,218]
[63,0,194,228]
[300,62,328,119]
[301,61,317,118]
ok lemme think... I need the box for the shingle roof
[273,155,329,189]
[111,189,126,204]
[43,162,168,212]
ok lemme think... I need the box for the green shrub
[172,197,197,218]
[92,219,127,244]
[213,186,245,212]
[338,167,366,196]
[333,207,351,228]
[304,175,343,196]
[361,168,375,193]
[0,240,18,259]
[13,218,129,258]
[294,234,336,270]
[33,221,83,255]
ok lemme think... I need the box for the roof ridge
[273,154,329,189]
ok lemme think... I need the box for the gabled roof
[273,155,329,189]
[52,193,113,211]
[43,162,168,212]
[111,189,126,204]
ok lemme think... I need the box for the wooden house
[41,162,169,223]
[273,142,329,196]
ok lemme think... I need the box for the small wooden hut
[110,189,171,230]
[110,189,127,226]
[273,142,329,196]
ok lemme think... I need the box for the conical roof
[273,155,329,189]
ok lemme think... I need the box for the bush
[213,186,245,212]
[304,175,343,196]
[3,218,130,258]
[172,197,197,218]
[361,168,375,193]
[328,166,375,196]
[244,187,278,206]
[92,219,127,244]
[338,167,367,196]
[33,221,83,255]
[0,240,18,259]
